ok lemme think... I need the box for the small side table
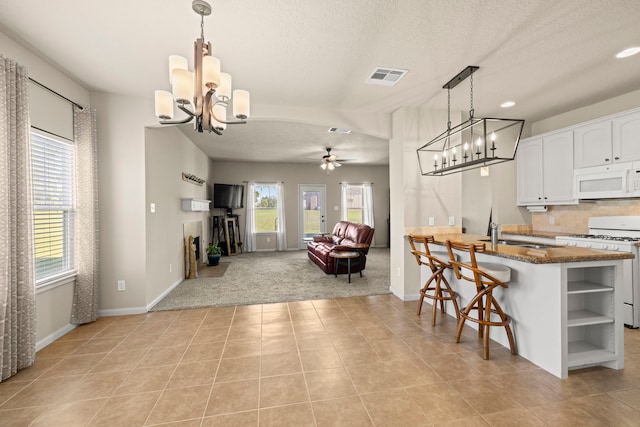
[329,251,361,283]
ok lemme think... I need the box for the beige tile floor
[1,295,640,426]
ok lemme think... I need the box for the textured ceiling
[1,0,639,165]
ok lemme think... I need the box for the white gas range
[556,216,640,328]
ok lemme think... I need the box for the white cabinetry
[613,110,640,164]
[574,109,640,168]
[564,264,622,373]
[517,130,576,206]
[574,120,612,168]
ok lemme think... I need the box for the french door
[298,184,326,249]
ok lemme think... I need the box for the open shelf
[567,310,614,327]
[567,340,617,367]
[563,263,622,377]
[567,281,614,294]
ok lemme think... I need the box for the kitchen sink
[499,240,558,249]
[479,238,558,249]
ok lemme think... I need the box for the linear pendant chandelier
[417,66,524,176]
[153,0,250,135]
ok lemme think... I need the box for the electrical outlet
[448,216,455,225]
[428,217,435,226]
[169,264,172,273]
[117,280,125,291]
[150,203,156,213]
[549,216,555,225]
[266,237,271,242]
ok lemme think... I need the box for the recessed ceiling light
[500,101,516,108]
[615,47,640,58]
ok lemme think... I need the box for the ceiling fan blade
[334,162,342,167]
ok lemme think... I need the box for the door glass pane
[303,190,322,237]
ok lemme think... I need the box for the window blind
[31,131,75,283]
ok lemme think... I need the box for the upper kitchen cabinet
[574,120,611,168]
[517,130,577,206]
[575,109,640,168]
[612,110,640,164]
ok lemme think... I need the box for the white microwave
[574,162,640,199]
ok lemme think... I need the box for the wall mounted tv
[213,183,245,210]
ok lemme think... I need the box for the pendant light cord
[469,72,475,119]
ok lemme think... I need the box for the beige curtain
[71,106,99,324]
[0,55,36,381]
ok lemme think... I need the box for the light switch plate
[448,216,455,225]
[150,203,156,213]
[428,217,435,226]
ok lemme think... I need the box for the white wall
[0,32,90,106]
[145,126,211,306]
[209,161,390,250]
[532,89,640,134]
[92,92,157,315]
[389,107,462,300]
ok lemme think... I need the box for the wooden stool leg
[416,269,439,316]
[476,288,485,339]
[431,277,440,326]
[456,291,483,343]
[455,315,466,343]
[491,298,518,355]
[483,293,493,359]
[440,275,460,320]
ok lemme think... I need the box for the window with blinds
[31,131,75,284]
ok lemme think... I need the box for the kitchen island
[411,233,634,378]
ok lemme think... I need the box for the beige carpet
[151,248,390,311]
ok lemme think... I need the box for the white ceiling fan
[320,147,351,172]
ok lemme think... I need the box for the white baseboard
[390,287,421,301]
[37,323,76,351]
[145,278,184,311]
[98,306,149,317]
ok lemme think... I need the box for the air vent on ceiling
[328,127,351,134]
[365,67,408,86]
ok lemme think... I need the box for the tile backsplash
[531,200,640,233]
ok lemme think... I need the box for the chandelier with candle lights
[154,0,250,135]
[417,66,524,176]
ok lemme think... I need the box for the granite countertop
[426,233,634,264]
[501,230,577,239]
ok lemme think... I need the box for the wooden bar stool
[408,235,460,325]
[445,239,517,360]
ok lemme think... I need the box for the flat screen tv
[213,183,244,210]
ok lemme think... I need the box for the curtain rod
[339,182,374,185]
[29,77,84,110]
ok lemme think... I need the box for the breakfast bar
[411,233,634,379]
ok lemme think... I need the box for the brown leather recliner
[306,221,375,274]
